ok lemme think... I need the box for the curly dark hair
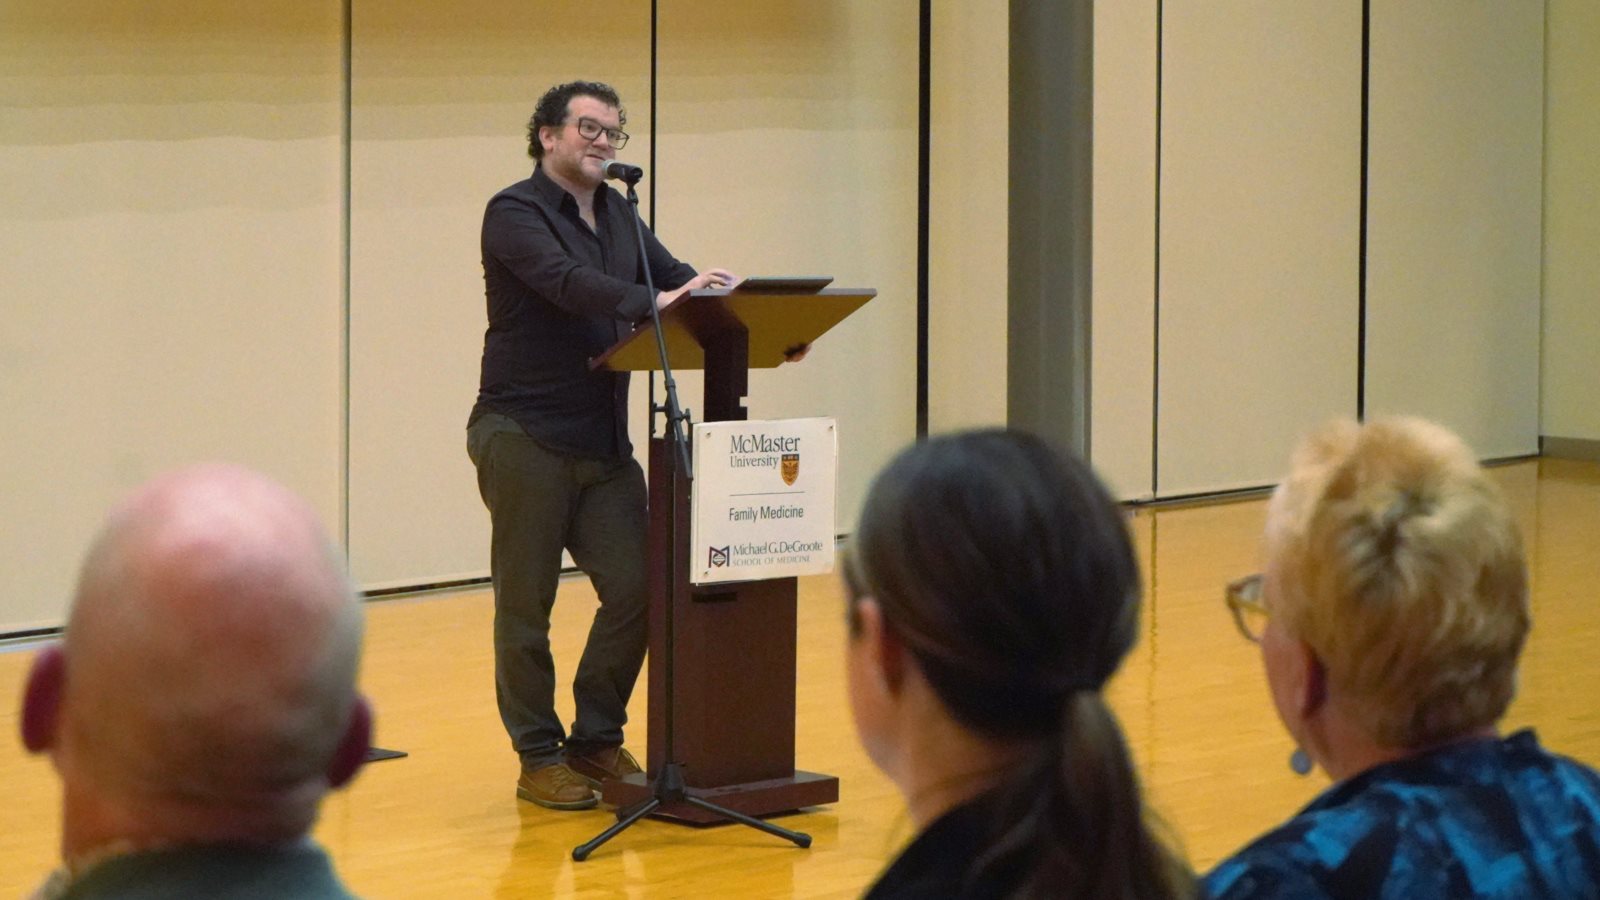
[526,80,625,160]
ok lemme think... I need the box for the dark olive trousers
[467,414,648,769]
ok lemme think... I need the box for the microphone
[600,160,644,184]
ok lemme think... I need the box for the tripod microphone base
[601,769,838,825]
[574,764,815,861]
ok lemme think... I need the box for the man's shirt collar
[530,164,608,217]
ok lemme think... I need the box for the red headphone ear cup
[21,645,65,754]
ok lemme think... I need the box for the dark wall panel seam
[1152,0,1164,494]
[1357,0,1371,421]
[341,0,354,553]
[917,0,931,437]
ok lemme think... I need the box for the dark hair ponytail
[974,692,1191,898]
[848,430,1194,899]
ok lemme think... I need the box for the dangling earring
[1289,747,1313,776]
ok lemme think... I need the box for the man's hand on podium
[784,343,811,363]
[655,268,737,311]
[698,269,736,290]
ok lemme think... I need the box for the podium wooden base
[600,771,839,825]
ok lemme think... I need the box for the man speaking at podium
[466,80,733,811]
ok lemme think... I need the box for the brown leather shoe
[516,762,598,810]
[565,745,643,789]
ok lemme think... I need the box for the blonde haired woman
[1207,417,1600,898]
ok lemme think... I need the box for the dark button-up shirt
[471,165,697,458]
[1203,729,1600,899]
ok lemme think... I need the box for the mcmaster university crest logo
[781,453,800,486]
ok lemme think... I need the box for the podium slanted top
[591,278,875,373]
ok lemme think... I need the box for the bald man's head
[24,464,369,849]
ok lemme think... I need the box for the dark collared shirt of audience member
[471,164,697,458]
[39,843,354,900]
[863,792,1027,899]
[1204,729,1600,900]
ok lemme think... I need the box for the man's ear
[855,598,906,695]
[325,695,373,790]
[20,644,65,754]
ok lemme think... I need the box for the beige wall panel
[347,2,651,588]
[1365,2,1543,458]
[655,2,920,533]
[1156,3,1360,496]
[1541,0,1600,442]
[0,4,344,632]
[1090,0,1158,499]
[927,0,1008,434]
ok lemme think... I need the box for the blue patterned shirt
[1204,730,1600,899]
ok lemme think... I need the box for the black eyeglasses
[574,116,629,148]
[1225,573,1269,643]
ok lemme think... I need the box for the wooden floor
[2,458,1596,897]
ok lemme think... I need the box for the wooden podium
[591,281,873,823]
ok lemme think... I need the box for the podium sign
[691,418,837,584]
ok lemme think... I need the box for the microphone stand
[572,173,812,861]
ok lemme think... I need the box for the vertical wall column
[1008,1,1094,454]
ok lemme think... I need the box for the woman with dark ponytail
[845,429,1194,900]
